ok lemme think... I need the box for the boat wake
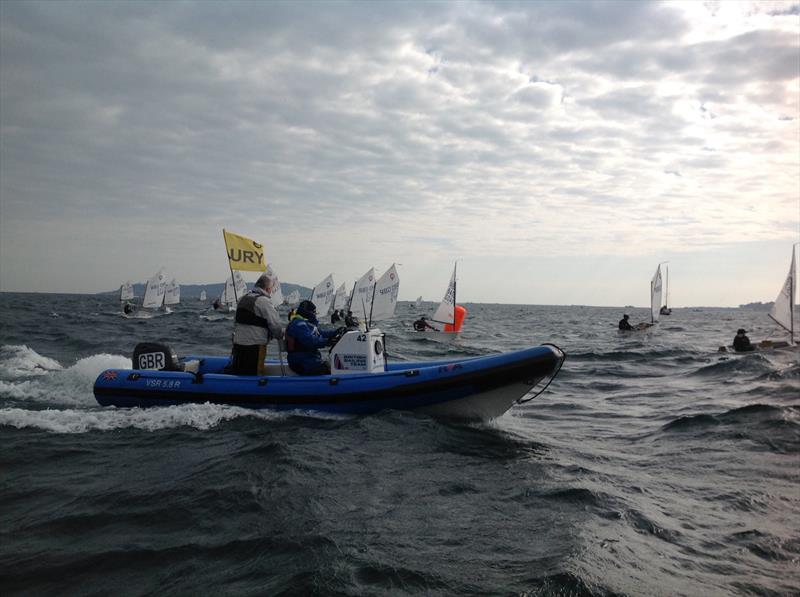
[0,402,282,434]
[0,344,292,433]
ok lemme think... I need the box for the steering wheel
[328,326,348,349]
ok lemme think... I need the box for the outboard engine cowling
[132,342,181,371]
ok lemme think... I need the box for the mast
[789,245,797,346]
[650,278,654,324]
[453,261,457,325]
[222,229,240,305]
[367,283,377,329]
[665,265,669,309]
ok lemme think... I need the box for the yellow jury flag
[223,229,266,272]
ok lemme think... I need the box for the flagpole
[223,228,240,305]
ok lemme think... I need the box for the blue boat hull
[94,345,565,420]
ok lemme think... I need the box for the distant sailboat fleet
[120,268,181,316]
[115,239,795,350]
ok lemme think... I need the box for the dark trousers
[228,344,267,375]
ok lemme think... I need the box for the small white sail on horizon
[285,289,300,307]
[368,264,400,323]
[415,295,423,309]
[650,264,663,324]
[768,246,796,343]
[266,264,283,307]
[349,268,376,320]
[311,274,336,315]
[222,271,248,309]
[120,281,134,303]
[199,290,207,302]
[331,283,347,312]
[142,268,168,309]
[164,278,180,306]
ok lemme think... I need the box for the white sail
[768,247,796,339]
[199,290,207,302]
[285,289,300,307]
[235,270,247,298]
[266,264,283,307]
[431,264,457,326]
[142,268,167,309]
[650,264,663,323]
[348,267,376,320]
[222,271,248,308]
[311,274,336,315]
[415,296,423,309]
[331,283,347,312]
[369,264,400,322]
[119,281,134,302]
[221,277,235,307]
[164,278,180,306]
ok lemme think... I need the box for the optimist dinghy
[94,329,565,421]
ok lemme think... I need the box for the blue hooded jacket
[285,313,337,374]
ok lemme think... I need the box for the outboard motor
[132,342,181,371]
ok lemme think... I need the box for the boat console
[329,328,386,374]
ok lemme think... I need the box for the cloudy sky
[1,0,798,306]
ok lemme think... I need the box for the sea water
[1,293,798,596]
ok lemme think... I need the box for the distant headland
[738,301,775,311]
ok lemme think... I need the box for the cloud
[0,0,797,306]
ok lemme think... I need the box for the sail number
[138,352,166,370]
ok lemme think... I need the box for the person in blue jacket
[286,300,342,375]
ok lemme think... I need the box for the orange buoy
[444,304,467,332]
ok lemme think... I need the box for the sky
[0,0,798,307]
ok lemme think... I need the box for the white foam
[0,345,63,379]
[0,348,130,407]
[0,403,280,434]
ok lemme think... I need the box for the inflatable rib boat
[94,329,565,421]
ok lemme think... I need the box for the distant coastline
[738,301,775,311]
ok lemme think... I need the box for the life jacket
[235,291,271,331]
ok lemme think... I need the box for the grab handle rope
[517,343,566,404]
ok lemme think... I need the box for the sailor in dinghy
[719,245,798,353]
[413,262,467,335]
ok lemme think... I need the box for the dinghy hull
[94,345,565,421]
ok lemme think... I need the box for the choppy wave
[1,297,799,596]
[0,403,280,433]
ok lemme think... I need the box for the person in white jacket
[228,271,284,375]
